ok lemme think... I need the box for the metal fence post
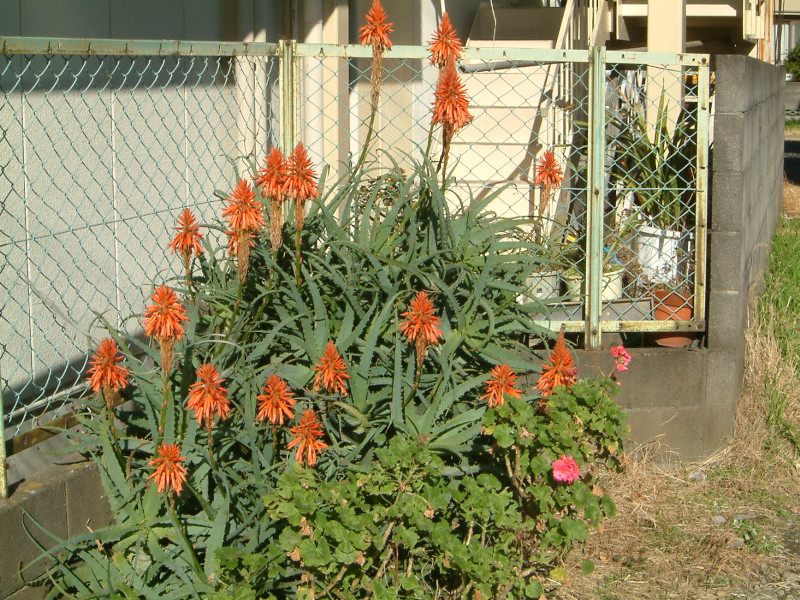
[694,60,711,324]
[279,39,297,155]
[585,45,606,350]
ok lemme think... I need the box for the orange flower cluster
[143,285,188,374]
[149,443,188,495]
[286,143,319,235]
[256,374,296,425]
[399,290,444,366]
[534,150,564,215]
[186,363,231,430]
[255,147,287,200]
[432,64,472,134]
[536,330,577,399]
[360,0,393,114]
[287,408,329,467]
[313,342,350,396]
[87,337,130,396]
[223,179,264,283]
[481,364,522,408]
[253,143,319,257]
[359,0,393,52]
[255,147,288,253]
[223,179,265,232]
[144,286,188,343]
[429,13,462,69]
[168,208,203,273]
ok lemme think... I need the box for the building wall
[0,0,288,42]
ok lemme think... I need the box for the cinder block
[713,112,746,173]
[575,348,707,411]
[0,472,68,597]
[625,407,709,459]
[703,348,745,409]
[710,170,746,231]
[708,231,745,292]
[707,290,747,350]
[64,462,112,539]
[701,401,738,452]
[715,55,748,113]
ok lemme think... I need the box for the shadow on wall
[785,139,800,184]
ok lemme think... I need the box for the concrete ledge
[0,461,111,600]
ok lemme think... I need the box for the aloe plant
[609,93,696,231]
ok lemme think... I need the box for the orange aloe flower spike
[286,408,329,466]
[284,143,319,204]
[431,63,472,133]
[168,208,204,262]
[398,291,444,345]
[313,342,350,395]
[143,285,189,342]
[480,364,522,408]
[256,374,296,425]
[225,229,256,257]
[148,443,188,495]
[536,329,578,398]
[186,363,231,428]
[87,338,130,393]
[222,179,266,232]
[359,0,394,51]
[534,150,564,188]
[254,147,287,199]
[429,12,462,68]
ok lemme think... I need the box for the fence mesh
[1,50,280,435]
[0,40,709,438]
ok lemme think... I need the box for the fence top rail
[0,36,281,57]
[0,36,709,65]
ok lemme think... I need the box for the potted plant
[649,276,695,348]
[609,94,696,285]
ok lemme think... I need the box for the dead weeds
[782,173,800,220]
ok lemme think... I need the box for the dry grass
[783,173,800,220]
[553,311,800,600]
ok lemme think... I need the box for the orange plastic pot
[652,289,695,348]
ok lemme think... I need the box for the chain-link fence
[0,38,710,440]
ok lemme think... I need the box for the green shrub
[786,42,800,81]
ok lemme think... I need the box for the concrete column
[302,0,324,166]
[235,0,270,174]
[646,0,685,126]
[321,0,349,177]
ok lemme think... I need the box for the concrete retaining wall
[0,461,111,599]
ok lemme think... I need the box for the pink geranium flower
[552,455,580,484]
[611,345,632,372]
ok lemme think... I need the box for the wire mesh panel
[0,43,280,435]
[602,53,709,336]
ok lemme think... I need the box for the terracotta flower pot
[651,289,695,348]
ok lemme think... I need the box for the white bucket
[562,269,623,303]
[527,270,560,301]
[635,225,681,283]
